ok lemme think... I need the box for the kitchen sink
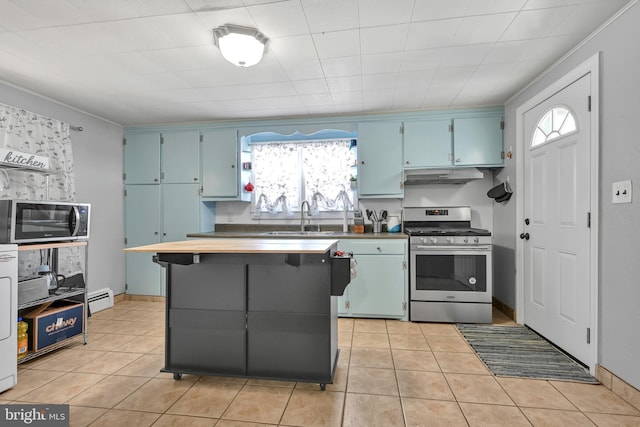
[260,231,335,236]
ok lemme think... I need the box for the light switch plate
[612,180,632,204]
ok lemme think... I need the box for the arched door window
[531,106,577,147]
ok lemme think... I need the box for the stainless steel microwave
[0,200,90,244]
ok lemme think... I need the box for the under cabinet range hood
[403,168,484,185]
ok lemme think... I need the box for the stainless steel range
[404,206,492,323]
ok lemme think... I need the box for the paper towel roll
[386,215,401,232]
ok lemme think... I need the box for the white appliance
[0,244,18,392]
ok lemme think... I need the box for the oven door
[410,245,492,303]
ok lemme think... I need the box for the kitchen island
[124,239,351,390]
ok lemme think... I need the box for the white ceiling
[0,0,631,126]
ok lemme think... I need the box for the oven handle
[413,245,491,251]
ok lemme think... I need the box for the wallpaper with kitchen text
[0,102,83,280]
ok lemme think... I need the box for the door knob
[524,218,530,225]
[520,233,530,240]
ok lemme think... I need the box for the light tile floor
[3,301,640,426]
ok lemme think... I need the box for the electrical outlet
[612,180,632,204]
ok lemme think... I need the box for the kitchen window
[250,138,357,216]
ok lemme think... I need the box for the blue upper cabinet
[202,128,238,198]
[401,113,503,169]
[357,121,404,198]
[161,131,200,184]
[403,119,452,168]
[202,128,250,201]
[452,115,504,167]
[124,130,200,184]
[124,132,161,184]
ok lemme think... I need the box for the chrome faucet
[300,200,312,232]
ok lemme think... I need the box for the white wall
[0,81,125,295]
[215,174,496,231]
[498,1,640,389]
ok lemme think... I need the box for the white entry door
[522,73,592,364]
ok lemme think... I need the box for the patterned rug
[457,324,599,383]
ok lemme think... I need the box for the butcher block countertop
[123,238,338,254]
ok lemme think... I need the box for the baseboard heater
[88,288,114,313]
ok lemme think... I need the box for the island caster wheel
[173,373,182,380]
[319,383,326,391]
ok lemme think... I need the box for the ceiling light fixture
[213,24,268,67]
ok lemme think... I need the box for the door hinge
[123,137,126,146]
[124,237,128,245]
[587,211,591,228]
[200,132,203,142]
[160,135,164,144]
[448,123,453,133]
[402,302,407,311]
[124,188,127,197]
[160,172,165,180]
[125,283,128,291]
[500,120,505,130]
[345,301,350,310]
[400,124,404,135]
[123,173,127,182]
[402,260,407,270]
[501,151,505,159]
[587,95,591,112]
[587,328,591,344]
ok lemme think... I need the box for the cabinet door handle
[231,164,235,168]
[455,159,461,163]
[361,161,365,165]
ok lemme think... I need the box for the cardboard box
[23,299,84,351]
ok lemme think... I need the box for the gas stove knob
[463,237,469,243]
[473,237,479,243]
[446,237,453,243]
[430,237,438,244]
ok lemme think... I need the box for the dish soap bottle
[17,317,28,359]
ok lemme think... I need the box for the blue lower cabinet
[337,239,408,320]
[125,183,201,296]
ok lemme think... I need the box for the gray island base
[127,239,351,391]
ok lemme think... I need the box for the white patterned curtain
[0,102,76,200]
[252,139,356,215]
[0,102,81,278]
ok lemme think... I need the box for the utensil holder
[372,221,382,233]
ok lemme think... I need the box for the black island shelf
[125,239,351,390]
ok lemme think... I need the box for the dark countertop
[187,231,407,240]
[186,224,407,240]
